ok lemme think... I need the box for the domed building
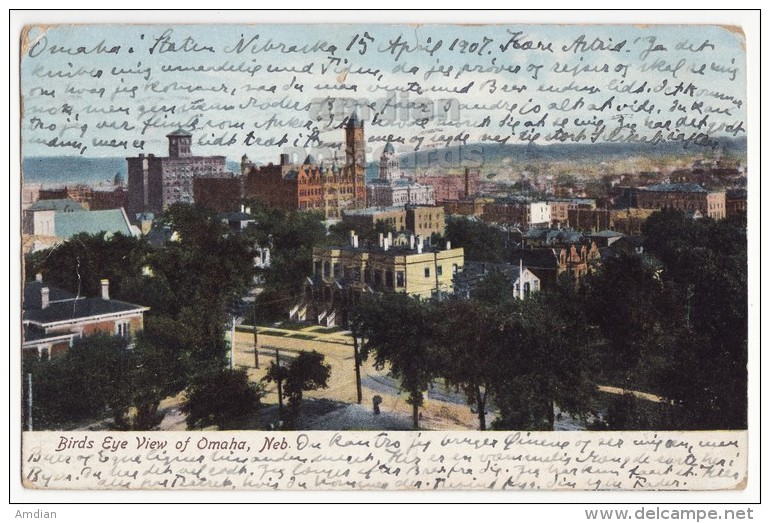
[366,139,435,208]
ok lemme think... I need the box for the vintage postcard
[15,15,754,495]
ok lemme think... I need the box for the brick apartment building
[243,114,367,220]
[415,168,481,203]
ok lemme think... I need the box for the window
[424,267,430,278]
[39,347,50,362]
[323,261,330,277]
[385,270,394,288]
[396,271,404,288]
[436,265,443,276]
[333,263,341,277]
[117,321,131,339]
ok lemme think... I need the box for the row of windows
[315,260,459,288]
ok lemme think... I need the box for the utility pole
[275,347,283,417]
[253,304,259,369]
[353,334,362,404]
[230,316,235,370]
[27,373,33,431]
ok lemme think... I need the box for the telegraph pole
[27,373,33,431]
[230,316,235,370]
[253,304,259,369]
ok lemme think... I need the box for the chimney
[409,234,415,250]
[383,238,389,251]
[41,287,50,309]
[101,279,110,300]
[35,273,43,283]
[464,168,470,199]
[379,233,384,248]
[387,231,393,245]
[446,240,451,250]
[417,236,423,254]
[241,204,245,213]
[280,153,290,166]
[245,207,251,215]
[353,233,359,249]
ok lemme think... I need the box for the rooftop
[54,209,135,240]
[166,128,192,137]
[641,183,709,193]
[24,297,147,325]
[24,281,80,310]
[27,198,85,213]
[589,230,627,238]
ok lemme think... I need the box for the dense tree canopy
[182,367,263,430]
[356,292,440,429]
[445,216,507,263]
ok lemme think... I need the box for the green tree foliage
[142,204,256,363]
[24,333,183,430]
[583,253,682,376]
[262,360,289,416]
[182,367,263,430]
[357,293,438,429]
[473,270,516,306]
[24,334,130,428]
[26,232,148,299]
[642,210,747,429]
[491,284,598,430]
[435,298,508,430]
[445,216,505,263]
[244,204,327,321]
[283,351,331,426]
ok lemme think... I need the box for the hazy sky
[21,24,746,162]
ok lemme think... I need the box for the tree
[24,334,133,429]
[26,232,148,299]
[435,298,508,430]
[263,360,288,418]
[127,317,194,429]
[283,351,331,427]
[146,203,256,363]
[244,205,327,320]
[491,283,599,431]
[182,367,263,430]
[640,210,747,429]
[357,293,438,429]
[445,216,505,263]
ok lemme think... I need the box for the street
[227,324,486,431]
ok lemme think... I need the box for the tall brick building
[243,115,367,220]
[415,168,481,203]
[126,129,228,218]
